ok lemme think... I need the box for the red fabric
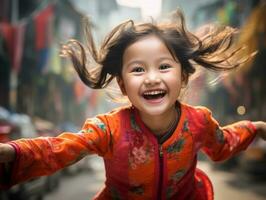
[0,22,25,72]
[34,4,54,50]
[194,168,214,200]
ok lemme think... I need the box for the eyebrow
[124,55,178,69]
[157,56,175,62]
[126,56,175,65]
[124,60,143,68]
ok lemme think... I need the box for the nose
[144,71,161,86]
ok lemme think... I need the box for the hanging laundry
[34,4,54,50]
[34,4,54,72]
[0,22,25,72]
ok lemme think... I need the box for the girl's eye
[159,64,171,70]
[132,67,144,73]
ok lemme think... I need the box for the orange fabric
[0,103,257,199]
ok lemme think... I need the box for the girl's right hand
[0,143,16,163]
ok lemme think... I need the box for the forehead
[123,36,173,63]
[125,36,169,53]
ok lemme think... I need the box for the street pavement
[44,156,266,200]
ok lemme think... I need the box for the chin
[141,106,170,117]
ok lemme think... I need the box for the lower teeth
[144,94,164,100]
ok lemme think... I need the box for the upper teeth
[143,90,164,95]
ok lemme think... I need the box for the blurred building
[162,0,257,29]
[71,0,141,44]
[0,0,143,126]
[0,0,90,125]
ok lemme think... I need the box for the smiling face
[118,35,183,120]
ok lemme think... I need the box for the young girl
[0,10,266,200]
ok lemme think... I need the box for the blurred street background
[0,0,266,199]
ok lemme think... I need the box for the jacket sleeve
[199,107,257,162]
[0,115,114,189]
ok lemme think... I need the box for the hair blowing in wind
[60,9,253,89]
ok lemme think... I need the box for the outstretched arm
[0,134,91,189]
[253,121,266,140]
[197,107,263,162]
[0,115,115,189]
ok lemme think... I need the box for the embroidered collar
[131,101,182,144]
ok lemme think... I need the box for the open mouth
[142,90,166,100]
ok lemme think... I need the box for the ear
[116,77,127,95]
[181,72,189,88]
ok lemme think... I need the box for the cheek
[165,74,182,95]
[123,76,142,94]
[165,73,182,86]
[124,79,139,92]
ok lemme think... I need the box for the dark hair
[61,9,250,89]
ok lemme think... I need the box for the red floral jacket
[0,103,257,200]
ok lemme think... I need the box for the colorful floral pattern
[126,130,154,169]
[79,128,94,134]
[130,114,141,132]
[166,169,186,199]
[167,138,185,154]
[215,128,224,144]
[126,114,155,169]
[182,120,189,132]
[93,118,107,132]
[129,185,145,195]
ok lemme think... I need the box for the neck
[139,105,178,136]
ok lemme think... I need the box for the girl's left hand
[253,121,266,140]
